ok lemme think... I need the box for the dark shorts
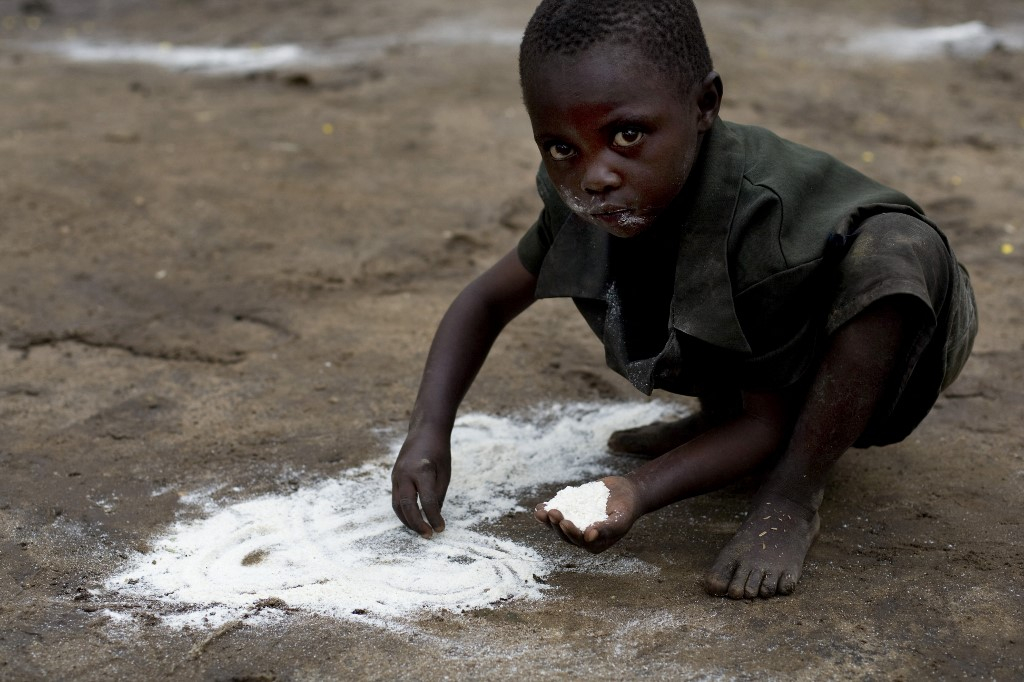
[825,212,978,446]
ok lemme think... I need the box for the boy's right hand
[389,249,537,539]
[391,430,451,538]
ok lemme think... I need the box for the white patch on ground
[32,18,523,74]
[841,21,1024,60]
[102,401,682,631]
[47,41,315,73]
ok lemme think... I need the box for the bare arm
[627,390,794,514]
[392,249,538,537]
[537,389,797,552]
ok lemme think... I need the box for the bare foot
[607,412,717,458]
[534,476,640,554]
[704,493,821,599]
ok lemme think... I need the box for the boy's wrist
[622,471,653,516]
[406,412,454,440]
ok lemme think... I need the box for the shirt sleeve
[516,165,571,276]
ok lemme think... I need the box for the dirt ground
[1,0,1022,679]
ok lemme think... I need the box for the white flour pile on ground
[103,401,679,630]
[544,481,610,530]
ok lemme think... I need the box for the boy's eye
[612,129,644,147]
[547,143,574,160]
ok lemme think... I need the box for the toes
[743,570,764,599]
[607,428,657,458]
[704,573,730,596]
[759,572,778,598]
[777,572,798,595]
[606,428,635,451]
[726,569,752,600]
[704,557,738,596]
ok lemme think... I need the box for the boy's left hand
[534,476,640,554]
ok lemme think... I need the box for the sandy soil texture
[1,0,1022,679]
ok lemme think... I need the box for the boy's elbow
[465,253,538,325]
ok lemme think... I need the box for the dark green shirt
[517,118,930,395]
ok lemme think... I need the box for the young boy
[391,0,977,599]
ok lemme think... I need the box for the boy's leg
[608,388,743,457]
[705,296,919,598]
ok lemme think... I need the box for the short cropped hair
[519,0,713,92]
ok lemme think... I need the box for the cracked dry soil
[1,0,1022,679]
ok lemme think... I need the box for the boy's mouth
[556,188,655,233]
[590,207,628,221]
[591,206,630,216]
[587,206,649,230]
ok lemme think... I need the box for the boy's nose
[581,158,622,195]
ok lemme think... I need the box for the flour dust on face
[101,401,681,631]
[523,43,719,239]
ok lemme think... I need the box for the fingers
[392,453,450,538]
[392,476,446,538]
[419,493,446,534]
[559,519,620,555]
[536,503,629,554]
[392,484,434,538]
[534,505,583,546]
[547,510,575,544]
[557,519,585,545]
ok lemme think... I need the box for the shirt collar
[535,118,752,355]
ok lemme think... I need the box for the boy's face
[523,44,720,238]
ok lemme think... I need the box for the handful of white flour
[543,480,610,530]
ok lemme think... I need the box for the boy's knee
[827,212,951,341]
[832,295,925,355]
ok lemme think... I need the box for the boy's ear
[695,71,723,130]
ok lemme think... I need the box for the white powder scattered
[544,481,610,531]
[46,41,315,73]
[33,19,523,75]
[102,401,681,630]
[841,21,1024,60]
